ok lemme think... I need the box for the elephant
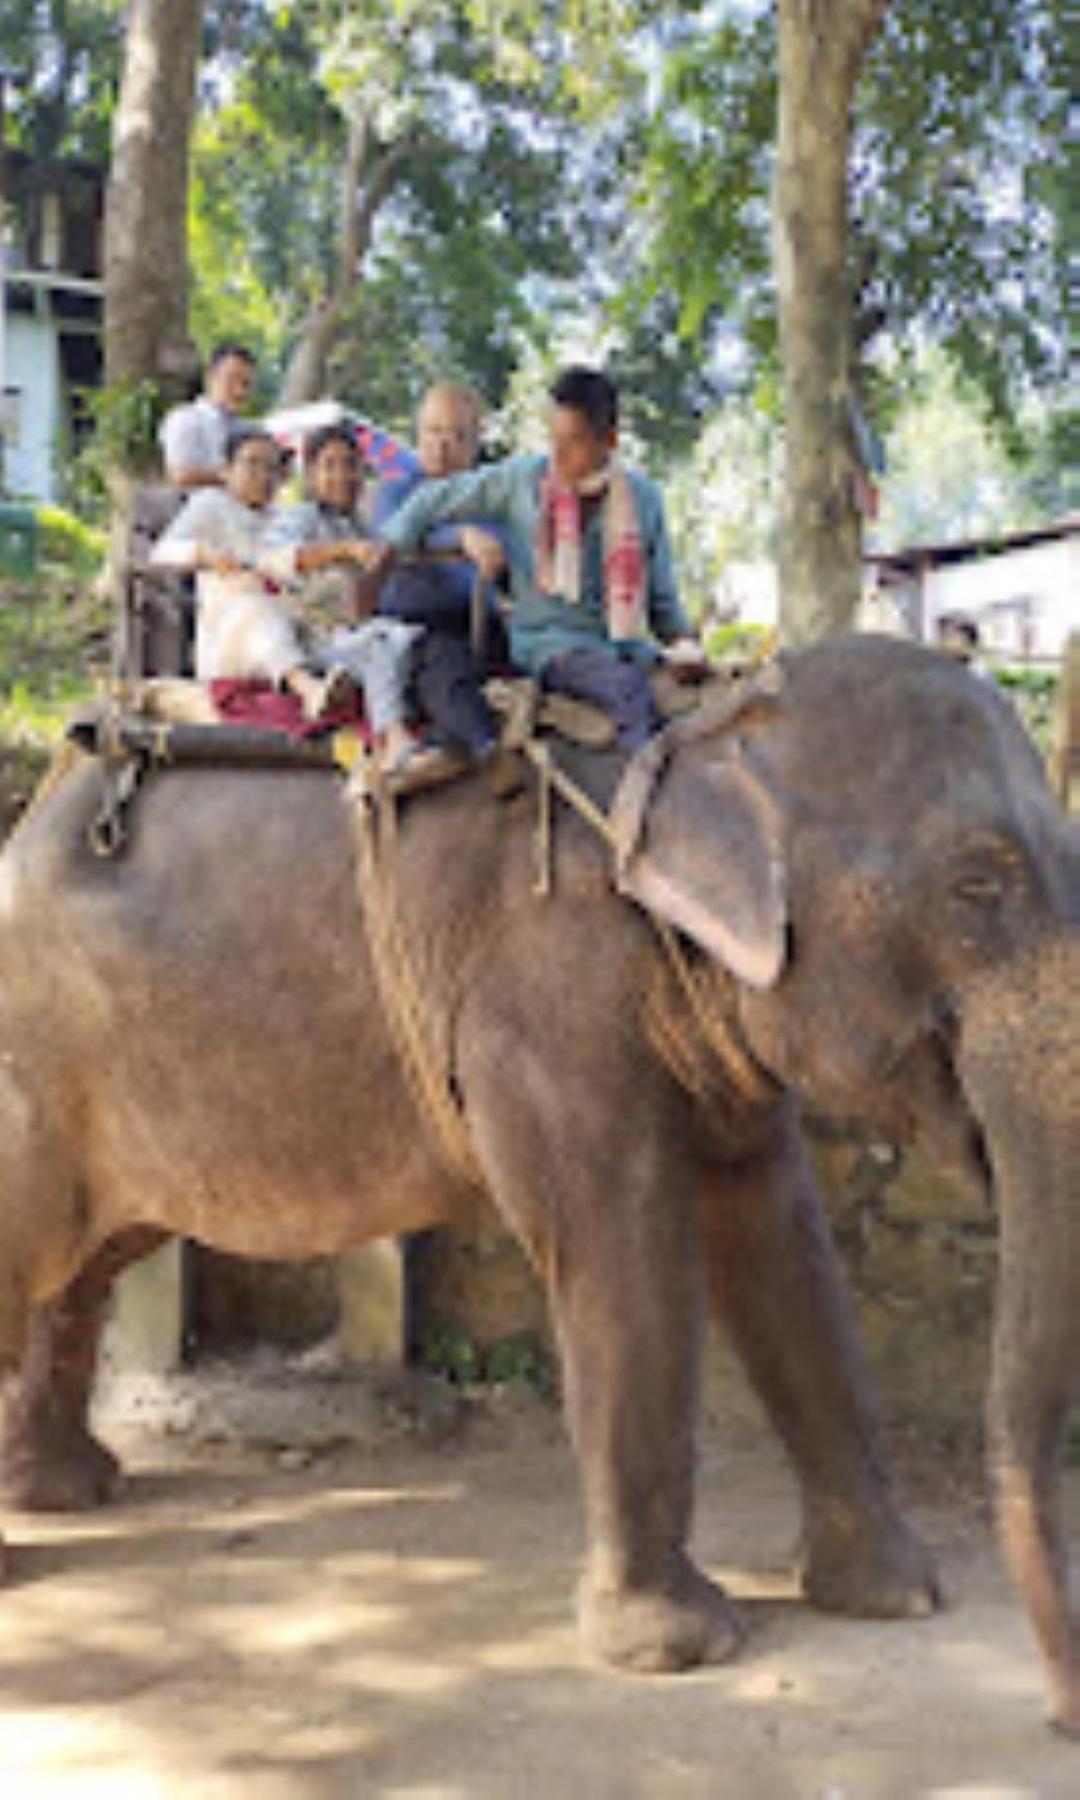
[0,634,1076,1728]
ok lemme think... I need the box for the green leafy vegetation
[35,506,109,574]
[702,621,771,665]
[994,665,1059,755]
[0,0,1068,496]
[187,0,590,421]
[68,381,169,515]
[620,0,1068,470]
[0,516,111,831]
[420,1326,556,1400]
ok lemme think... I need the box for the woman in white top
[150,427,344,721]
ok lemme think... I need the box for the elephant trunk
[959,940,1080,1734]
[989,1160,1080,1735]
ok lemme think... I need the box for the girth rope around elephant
[43,664,784,1189]
[349,759,484,1188]
[348,664,785,1184]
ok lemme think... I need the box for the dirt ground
[2,1371,1079,1800]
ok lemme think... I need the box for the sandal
[382,740,466,794]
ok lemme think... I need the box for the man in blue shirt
[371,367,703,749]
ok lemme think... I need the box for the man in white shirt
[159,344,257,489]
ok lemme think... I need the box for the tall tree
[852,0,1068,437]
[774,0,889,641]
[275,101,408,408]
[620,1,1067,616]
[101,0,205,602]
[190,0,585,415]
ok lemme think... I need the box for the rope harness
[350,755,484,1188]
[58,663,784,1179]
[350,665,784,1175]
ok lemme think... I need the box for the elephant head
[618,633,1080,1731]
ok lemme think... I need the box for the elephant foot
[579,1557,743,1673]
[0,1424,122,1513]
[1049,1705,1080,1740]
[798,1496,941,1619]
[1047,1668,1080,1739]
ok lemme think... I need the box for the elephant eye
[952,870,1006,906]
[947,838,1024,910]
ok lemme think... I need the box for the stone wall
[398,1127,997,1427]
[811,1126,995,1421]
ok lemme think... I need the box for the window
[3,386,21,449]
[40,191,63,270]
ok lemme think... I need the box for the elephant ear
[613,744,787,990]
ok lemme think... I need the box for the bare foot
[377,723,419,773]
[291,666,354,723]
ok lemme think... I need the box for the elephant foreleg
[460,1027,739,1672]
[701,1101,940,1617]
[550,1189,741,1672]
[0,1226,167,1512]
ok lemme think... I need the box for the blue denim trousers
[541,644,660,750]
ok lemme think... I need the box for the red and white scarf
[535,461,647,641]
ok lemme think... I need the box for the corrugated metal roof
[866,516,1079,579]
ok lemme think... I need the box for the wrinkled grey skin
[0,636,1077,1727]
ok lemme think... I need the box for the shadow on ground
[2,1408,1079,1798]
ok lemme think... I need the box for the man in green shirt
[371,366,704,749]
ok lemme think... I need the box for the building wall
[718,534,1078,656]
[714,558,780,628]
[924,537,1078,657]
[4,309,61,501]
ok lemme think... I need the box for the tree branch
[335,106,371,290]
[277,121,414,406]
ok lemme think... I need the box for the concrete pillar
[337,1239,406,1364]
[1051,631,1079,809]
[101,1240,407,1373]
[101,1239,185,1374]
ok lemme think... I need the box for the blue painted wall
[4,309,62,501]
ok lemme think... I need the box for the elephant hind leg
[702,1102,940,1620]
[0,1072,133,1567]
[0,1066,152,1517]
[0,1226,168,1513]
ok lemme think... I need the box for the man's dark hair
[223,423,279,465]
[550,366,619,437]
[938,612,980,651]
[304,422,359,469]
[207,342,257,372]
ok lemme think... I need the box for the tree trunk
[102,0,205,613]
[104,0,206,391]
[774,0,889,645]
[276,112,406,409]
